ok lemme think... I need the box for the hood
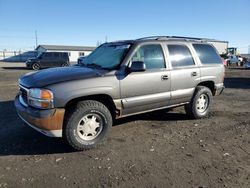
[19,66,106,88]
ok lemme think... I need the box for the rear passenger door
[52,53,61,67]
[167,44,200,105]
[41,53,53,67]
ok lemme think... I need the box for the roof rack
[136,36,207,42]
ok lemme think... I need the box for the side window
[193,44,221,64]
[44,53,52,58]
[54,53,60,58]
[168,45,195,67]
[131,44,165,69]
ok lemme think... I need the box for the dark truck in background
[26,52,70,70]
[15,36,225,150]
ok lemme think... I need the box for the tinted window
[44,53,53,58]
[168,45,195,67]
[193,44,221,64]
[132,44,165,69]
[54,53,60,58]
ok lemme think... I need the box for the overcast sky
[0,0,249,53]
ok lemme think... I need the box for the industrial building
[36,45,96,62]
[206,39,228,55]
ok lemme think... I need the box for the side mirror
[130,61,146,72]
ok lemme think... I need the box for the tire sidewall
[64,101,112,150]
[61,62,69,67]
[192,87,212,118]
[72,109,109,146]
[32,62,40,70]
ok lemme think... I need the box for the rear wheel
[63,100,112,150]
[32,63,41,70]
[185,86,213,119]
[61,62,69,67]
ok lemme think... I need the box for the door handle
[191,72,197,77]
[161,75,169,80]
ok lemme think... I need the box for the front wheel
[32,62,41,70]
[185,86,213,119]
[63,100,112,150]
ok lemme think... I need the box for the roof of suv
[110,36,227,45]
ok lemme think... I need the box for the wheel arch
[64,94,118,120]
[197,81,216,95]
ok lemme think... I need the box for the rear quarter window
[193,44,221,64]
[168,45,195,67]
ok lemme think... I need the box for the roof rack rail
[136,36,168,40]
[136,36,206,42]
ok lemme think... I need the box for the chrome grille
[19,85,29,105]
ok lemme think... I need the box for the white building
[36,45,96,62]
[206,39,228,55]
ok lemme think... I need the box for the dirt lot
[0,62,250,188]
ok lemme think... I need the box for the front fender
[47,77,120,107]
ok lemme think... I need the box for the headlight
[28,88,54,109]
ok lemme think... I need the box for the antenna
[35,30,38,48]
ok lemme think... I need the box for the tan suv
[15,36,225,150]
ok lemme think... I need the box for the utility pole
[105,35,108,43]
[35,30,38,48]
[248,45,250,54]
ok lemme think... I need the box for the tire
[63,100,112,150]
[61,62,69,67]
[32,63,41,70]
[185,86,213,119]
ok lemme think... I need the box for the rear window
[63,53,68,57]
[193,44,221,64]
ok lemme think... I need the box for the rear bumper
[214,83,225,95]
[15,95,65,137]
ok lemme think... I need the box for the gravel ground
[0,62,250,188]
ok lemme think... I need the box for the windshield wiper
[81,63,112,70]
[85,63,103,69]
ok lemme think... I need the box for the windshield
[37,52,44,59]
[82,43,131,69]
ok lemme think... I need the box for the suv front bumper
[25,61,31,68]
[15,95,65,137]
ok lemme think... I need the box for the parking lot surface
[0,62,250,188]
